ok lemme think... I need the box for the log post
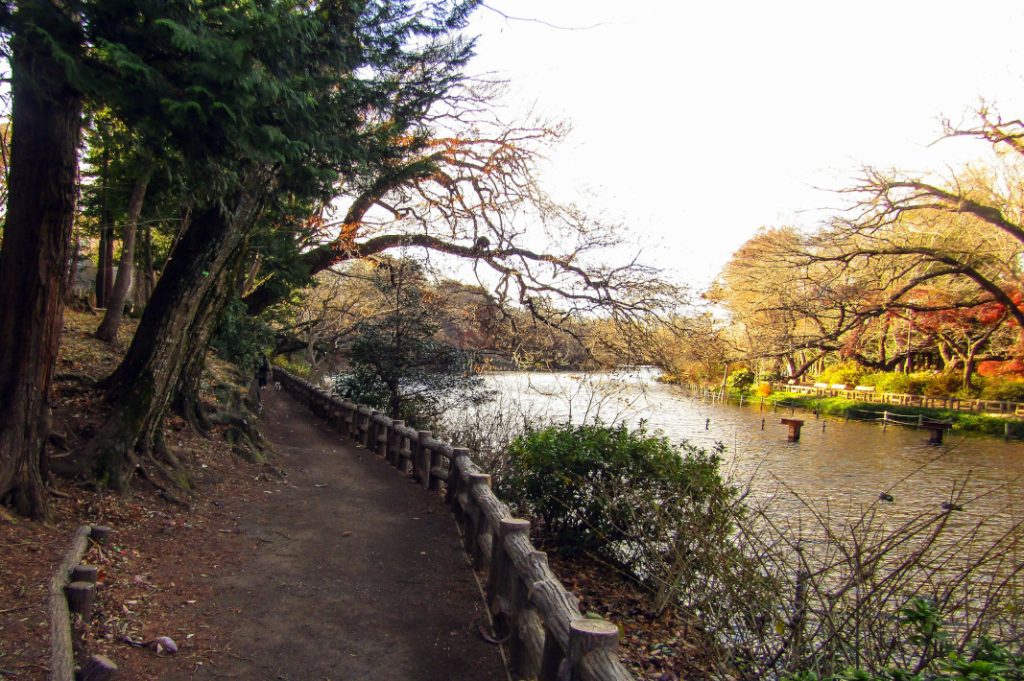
[487,518,530,636]
[563,619,620,680]
[376,418,389,458]
[388,420,404,467]
[89,526,111,544]
[780,418,804,442]
[78,655,118,681]
[446,448,470,507]
[417,431,432,488]
[509,551,548,679]
[539,627,564,681]
[398,429,413,475]
[427,443,443,492]
[466,473,491,569]
[359,409,370,447]
[70,564,98,584]
[368,411,380,449]
[66,581,96,621]
[341,401,355,440]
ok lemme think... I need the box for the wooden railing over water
[684,382,1024,417]
[770,383,1024,416]
[275,369,635,681]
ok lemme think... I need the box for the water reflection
[481,370,1024,532]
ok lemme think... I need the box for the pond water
[481,369,1024,536]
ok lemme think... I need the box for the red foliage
[978,359,1024,378]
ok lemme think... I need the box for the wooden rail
[769,383,1024,416]
[275,369,635,681]
[684,382,1024,417]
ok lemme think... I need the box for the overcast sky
[465,1,1024,289]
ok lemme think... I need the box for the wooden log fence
[275,369,635,681]
[768,382,1024,416]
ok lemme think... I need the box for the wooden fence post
[376,417,389,458]
[388,420,404,467]
[368,411,380,450]
[341,400,355,440]
[417,431,432,487]
[398,428,413,475]
[446,448,470,508]
[565,619,620,680]
[466,473,492,569]
[487,518,530,637]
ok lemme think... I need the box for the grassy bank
[746,390,1023,438]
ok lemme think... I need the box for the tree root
[136,462,191,510]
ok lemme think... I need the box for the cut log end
[77,653,118,681]
[89,526,112,543]
[66,581,96,621]
[71,564,99,584]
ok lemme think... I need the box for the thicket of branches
[0,0,678,516]
[666,107,1024,389]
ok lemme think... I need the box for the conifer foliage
[0,0,480,513]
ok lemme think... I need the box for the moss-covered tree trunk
[0,8,83,516]
[171,248,249,433]
[76,180,267,490]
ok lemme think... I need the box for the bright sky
[467,1,1024,289]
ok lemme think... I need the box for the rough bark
[140,222,155,304]
[95,166,151,342]
[172,248,248,433]
[96,148,113,308]
[0,9,83,516]
[76,178,268,489]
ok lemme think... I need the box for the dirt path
[162,389,507,681]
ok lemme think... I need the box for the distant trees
[709,107,1024,388]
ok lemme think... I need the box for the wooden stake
[78,654,118,681]
[66,581,96,621]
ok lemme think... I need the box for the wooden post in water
[922,422,950,445]
[780,418,804,442]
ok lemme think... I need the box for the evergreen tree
[337,259,493,426]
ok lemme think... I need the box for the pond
[480,369,1024,539]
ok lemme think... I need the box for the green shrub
[502,423,719,553]
[211,296,275,371]
[861,371,933,395]
[978,376,1024,402]
[273,354,311,378]
[782,597,1024,681]
[727,367,756,392]
[816,361,865,387]
[924,371,963,397]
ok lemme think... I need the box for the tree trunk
[140,222,155,304]
[67,235,80,302]
[171,249,248,433]
[75,178,268,489]
[963,353,976,391]
[96,148,112,308]
[0,12,84,516]
[95,167,152,342]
